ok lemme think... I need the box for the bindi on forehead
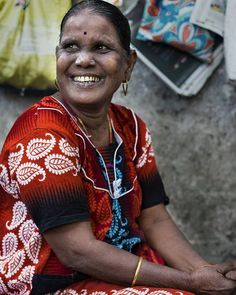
[83,31,87,35]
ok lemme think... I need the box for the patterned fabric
[0,96,181,294]
[137,0,215,62]
[99,144,142,251]
[52,279,195,295]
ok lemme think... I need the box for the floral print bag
[136,0,216,63]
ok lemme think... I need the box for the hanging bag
[0,0,71,90]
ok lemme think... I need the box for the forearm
[139,205,207,273]
[66,238,191,290]
[68,242,236,294]
[44,222,191,290]
[84,244,236,295]
[144,217,206,272]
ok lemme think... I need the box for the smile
[73,76,100,83]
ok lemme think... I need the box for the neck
[52,93,113,147]
[79,115,113,147]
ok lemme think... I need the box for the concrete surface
[116,61,236,263]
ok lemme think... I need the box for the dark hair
[60,0,131,56]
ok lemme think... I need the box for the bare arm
[43,220,191,290]
[138,203,236,294]
[43,212,236,294]
[139,204,207,272]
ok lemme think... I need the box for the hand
[225,261,236,281]
[226,270,236,281]
[189,262,236,294]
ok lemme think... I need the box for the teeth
[73,76,100,82]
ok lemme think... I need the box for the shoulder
[110,103,148,134]
[35,96,75,132]
[1,96,78,154]
[110,103,146,127]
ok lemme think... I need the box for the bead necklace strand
[50,96,113,144]
[77,117,91,138]
[108,115,113,144]
[77,115,113,144]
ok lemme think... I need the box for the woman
[0,1,236,294]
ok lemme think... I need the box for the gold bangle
[131,257,143,287]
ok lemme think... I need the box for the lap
[53,279,195,295]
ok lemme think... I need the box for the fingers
[215,261,236,275]
[225,270,236,281]
[190,264,236,294]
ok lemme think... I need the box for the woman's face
[56,10,136,111]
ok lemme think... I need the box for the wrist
[184,271,196,293]
[187,263,217,293]
[193,263,216,271]
[187,269,200,293]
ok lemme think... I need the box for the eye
[69,44,77,48]
[61,42,79,52]
[95,44,110,53]
[97,45,107,50]
[67,43,78,49]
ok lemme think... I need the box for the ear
[124,49,137,81]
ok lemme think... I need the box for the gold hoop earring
[122,80,128,96]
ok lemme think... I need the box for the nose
[75,51,95,67]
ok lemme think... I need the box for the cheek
[104,55,127,76]
[56,57,65,75]
[56,54,73,74]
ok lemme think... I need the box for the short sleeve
[7,128,90,233]
[134,116,169,209]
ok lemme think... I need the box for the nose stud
[89,58,96,66]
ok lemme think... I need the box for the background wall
[1,57,236,263]
[114,61,236,263]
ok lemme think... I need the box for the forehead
[61,10,120,43]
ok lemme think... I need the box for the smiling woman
[1,1,236,295]
[55,7,133,122]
